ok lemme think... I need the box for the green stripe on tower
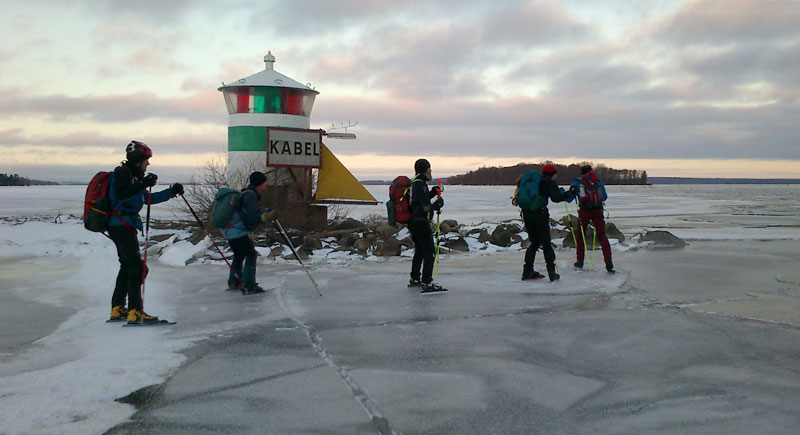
[228,126,267,151]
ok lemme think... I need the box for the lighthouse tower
[218,52,319,186]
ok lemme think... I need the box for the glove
[143,173,158,187]
[432,197,444,211]
[170,183,184,196]
[430,185,441,196]
[260,209,278,223]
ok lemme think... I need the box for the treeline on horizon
[0,173,61,186]
[447,162,648,185]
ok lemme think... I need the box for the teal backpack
[212,188,241,228]
[516,170,546,211]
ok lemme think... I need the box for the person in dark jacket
[108,141,183,323]
[220,171,276,294]
[515,164,576,282]
[408,158,445,292]
[569,165,614,273]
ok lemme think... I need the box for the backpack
[516,170,546,211]
[387,176,413,226]
[579,172,604,210]
[212,188,242,228]
[83,171,114,232]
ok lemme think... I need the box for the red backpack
[387,176,414,225]
[579,172,604,210]
[84,171,114,232]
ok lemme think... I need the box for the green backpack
[212,188,241,228]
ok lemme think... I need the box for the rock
[188,228,205,245]
[641,230,686,248]
[550,228,570,239]
[606,222,625,242]
[562,227,595,248]
[506,223,523,234]
[439,222,452,234]
[267,245,284,257]
[376,239,402,256]
[521,239,531,249]
[375,223,399,239]
[353,238,371,254]
[150,233,173,243]
[333,218,365,230]
[442,219,459,232]
[302,234,322,249]
[283,249,308,261]
[510,234,523,244]
[476,228,491,243]
[444,237,469,252]
[338,233,357,247]
[490,224,515,247]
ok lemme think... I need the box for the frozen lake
[1,184,799,434]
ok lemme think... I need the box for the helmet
[126,140,152,164]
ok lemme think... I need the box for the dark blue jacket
[108,165,173,232]
[220,184,262,240]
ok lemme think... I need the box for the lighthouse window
[223,87,316,116]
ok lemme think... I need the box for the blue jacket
[108,165,173,232]
[569,175,608,207]
[221,184,262,240]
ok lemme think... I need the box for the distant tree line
[447,162,648,185]
[0,173,61,186]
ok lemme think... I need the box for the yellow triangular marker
[314,144,377,203]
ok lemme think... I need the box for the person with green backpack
[216,171,276,294]
[513,164,577,282]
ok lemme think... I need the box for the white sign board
[266,128,322,168]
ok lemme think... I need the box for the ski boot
[408,278,422,287]
[605,260,616,274]
[546,264,560,282]
[126,309,164,324]
[574,260,583,269]
[109,305,129,322]
[242,284,266,295]
[421,282,447,293]
[521,271,545,281]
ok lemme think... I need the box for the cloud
[480,0,590,45]
[657,0,800,45]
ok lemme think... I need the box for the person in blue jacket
[108,141,184,323]
[221,171,276,295]
[569,165,614,273]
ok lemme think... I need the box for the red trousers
[576,208,612,262]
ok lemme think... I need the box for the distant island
[649,177,800,184]
[0,173,61,186]
[447,162,648,185]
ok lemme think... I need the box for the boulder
[338,232,357,247]
[477,228,491,243]
[444,237,469,252]
[267,245,284,258]
[439,222,452,234]
[353,238,371,254]
[606,222,625,242]
[521,238,531,249]
[283,249,308,261]
[641,230,685,248]
[333,218,365,230]
[376,239,403,256]
[562,227,595,248]
[375,223,399,239]
[550,228,570,239]
[490,224,515,247]
[302,234,322,249]
[187,228,205,245]
[510,234,523,244]
[442,219,459,230]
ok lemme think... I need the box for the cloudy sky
[1,0,798,181]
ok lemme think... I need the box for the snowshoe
[420,282,447,294]
[408,278,422,287]
[521,271,545,281]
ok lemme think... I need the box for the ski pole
[576,203,587,265]
[433,179,442,284]
[180,194,243,286]
[273,218,322,296]
[564,202,577,248]
[589,223,597,275]
[141,186,152,306]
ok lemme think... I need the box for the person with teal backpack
[215,171,276,295]
[513,164,577,282]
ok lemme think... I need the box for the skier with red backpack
[513,164,577,282]
[403,159,445,293]
[105,141,184,323]
[570,165,614,273]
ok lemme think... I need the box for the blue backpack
[212,188,241,228]
[516,170,545,211]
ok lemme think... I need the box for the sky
[1,0,798,182]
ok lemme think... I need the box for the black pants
[228,235,257,289]
[409,220,435,284]
[109,226,147,311]
[522,208,556,274]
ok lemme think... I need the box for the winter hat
[580,165,592,175]
[126,140,152,164]
[249,171,267,187]
[542,164,557,175]
[414,158,431,174]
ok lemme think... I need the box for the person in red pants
[570,165,615,273]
